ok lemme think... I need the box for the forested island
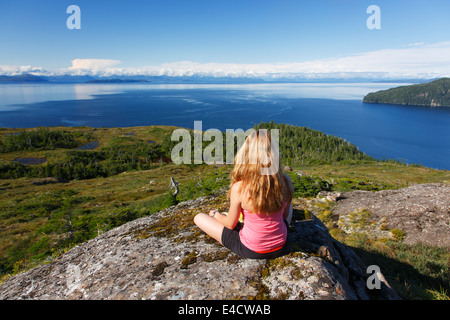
[363,78,450,107]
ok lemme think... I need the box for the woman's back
[234,180,288,253]
[239,202,288,253]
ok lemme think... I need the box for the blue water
[0,83,449,169]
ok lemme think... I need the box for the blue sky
[1,0,450,79]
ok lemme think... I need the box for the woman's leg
[194,213,225,245]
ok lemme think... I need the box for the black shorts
[221,222,288,259]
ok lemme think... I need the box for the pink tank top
[239,202,288,253]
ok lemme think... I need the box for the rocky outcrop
[318,183,450,248]
[0,194,399,300]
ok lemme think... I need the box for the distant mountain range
[0,74,49,83]
[363,78,450,107]
[85,79,150,84]
[0,73,265,84]
[0,73,436,84]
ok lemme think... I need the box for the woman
[194,129,293,259]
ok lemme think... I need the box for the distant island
[363,78,450,107]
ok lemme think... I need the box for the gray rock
[0,195,399,300]
[329,183,450,247]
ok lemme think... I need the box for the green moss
[251,282,271,300]
[260,265,270,278]
[290,267,304,280]
[226,254,240,264]
[273,289,291,300]
[180,251,197,269]
[248,267,271,300]
[390,228,407,241]
[347,208,372,228]
[152,261,169,277]
[200,250,230,262]
[267,255,296,271]
[328,227,347,241]
[245,253,311,300]
[265,253,308,281]
[133,208,198,241]
[379,223,389,231]
[317,209,332,224]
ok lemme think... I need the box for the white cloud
[2,41,450,79]
[317,41,450,77]
[70,58,122,69]
[86,41,450,79]
[65,58,122,75]
[0,65,49,76]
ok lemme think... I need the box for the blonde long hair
[228,129,292,214]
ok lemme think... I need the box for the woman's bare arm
[213,182,241,229]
